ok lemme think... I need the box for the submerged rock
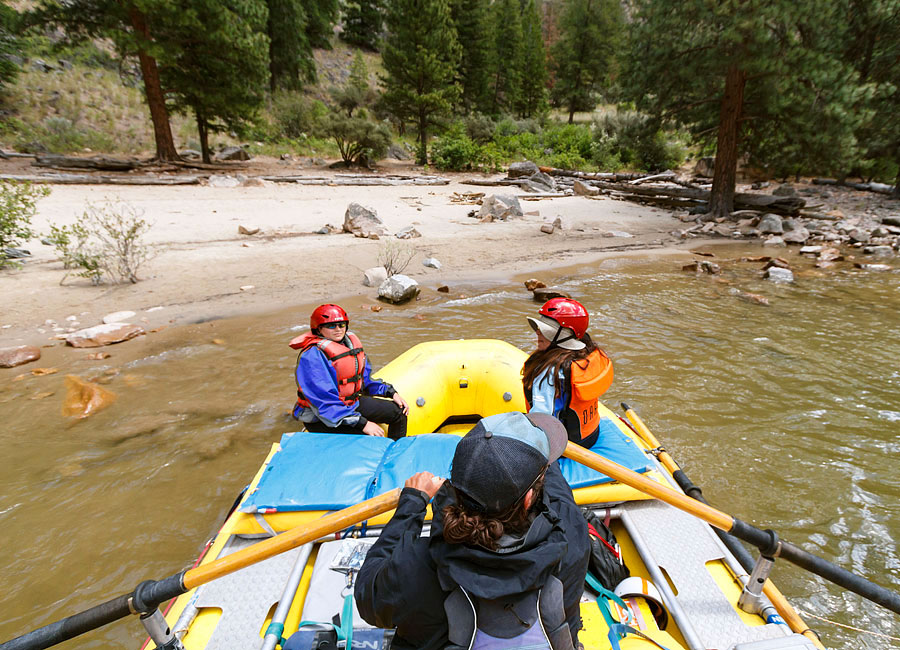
[62,375,116,419]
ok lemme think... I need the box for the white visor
[526,315,585,350]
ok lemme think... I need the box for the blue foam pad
[241,418,652,512]
[241,432,391,512]
[558,417,653,489]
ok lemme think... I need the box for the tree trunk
[417,108,428,166]
[708,64,746,218]
[893,163,900,199]
[129,8,179,162]
[196,110,211,164]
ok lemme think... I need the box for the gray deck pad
[623,500,789,649]
[192,536,305,650]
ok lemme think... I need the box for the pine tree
[0,4,20,91]
[448,0,491,113]
[550,0,624,124]
[487,0,523,115]
[34,0,182,161]
[267,0,315,89]
[622,0,865,217]
[380,0,461,164]
[302,0,338,49]
[341,0,383,51]
[162,0,270,163]
[517,0,548,118]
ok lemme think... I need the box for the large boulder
[508,161,540,178]
[515,171,555,193]
[343,203,387,238]
[478,194,524,221]
[378,275,420,304]
[363,266,388,287]
[215,146,251,161]
[0,345,41,368]
[782,226,810,244]
[693,157,715,178]
[573,180,600,197]
[757,213,784,234]
[66,323,145,348]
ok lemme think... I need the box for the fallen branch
[32,154,142,171]
[629,170,676,185]
[265,174,449,186]
[812,178,895,196]
[0,173,201,185]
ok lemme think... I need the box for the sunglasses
[320,322,348,330]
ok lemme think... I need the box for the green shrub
[47,200,153,285]
[592,110,685,171]
[431,124,504,172]
[464,114,496,144]
[0,181,50,268]
[322,112,391,165]
[271,91,329,139]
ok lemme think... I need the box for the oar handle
[562,440,900,616]
[0,488,402,650]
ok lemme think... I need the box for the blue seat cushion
[240,418,652,513]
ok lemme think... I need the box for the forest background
[1,0,898,219]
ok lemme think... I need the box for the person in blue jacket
[290,304,408,439]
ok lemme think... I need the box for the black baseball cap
[450,411,568,515]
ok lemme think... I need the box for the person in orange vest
[523,298,613,448]
[290,304,408,439]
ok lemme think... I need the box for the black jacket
[354,462,589,649]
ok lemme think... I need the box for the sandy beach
[0,159,693,349]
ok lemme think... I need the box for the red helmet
[539,298,589,339]
[310,304,349,331]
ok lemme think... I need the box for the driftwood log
[813,178,896,196]
[595,181,805,215]
[0,173,200,185]
[32,154,142,171]
[263,174,449,186]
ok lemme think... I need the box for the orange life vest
[564,348,614,441]
[525,349,614,443]
[290,331,367,408]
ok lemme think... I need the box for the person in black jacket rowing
[354,411,590,649]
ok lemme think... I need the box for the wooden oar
[0,488,402,650]
[562,437,900,616]
[620,403,824,649]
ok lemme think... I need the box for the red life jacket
[290,331,367,408]
[525,349,613,443]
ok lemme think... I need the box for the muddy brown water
[1,244,898,649]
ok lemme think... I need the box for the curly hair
[442,473,546,550]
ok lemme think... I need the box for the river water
[1,244,898,649]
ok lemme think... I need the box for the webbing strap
[607,623,673,650]
[296,593,355,647]
[586,572,634,628]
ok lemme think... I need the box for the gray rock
[378,274,420,304]
[765,267,794,283]
[693,156,715,178]
[764,236,786,246]
[540,224,555,234]
[395,226,421,239]
[782,226,810,244]
[508,161,540,178]
[215,146,251,161]
[865,245,893,256]
[772,183,798,197]
[423,257,442,269]
[799,245,823,255]
[848,228,870,243]
[2,248,31,259]
[515,171,555,193]
[758,213,784,234]
[343,203,387,237]
[387,144,412,161]
[0,345,41,368]
[179,149,202,158]
[208,175,241,188]
[66,323,145,348]
[478,194,523,221]
[102,310,136,324]
[882,216,900,227]
[363,266,388,287]
[573,180,600,197]
[855,263,892,272]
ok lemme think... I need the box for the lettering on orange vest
[565,349,613,440]
[291,332,367,408]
